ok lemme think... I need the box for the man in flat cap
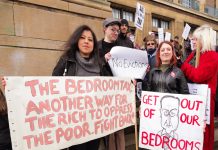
[98,18,121,76]
[98,18,125,150]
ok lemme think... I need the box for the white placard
[182,23,191,40]
[211,29,217,47]
[158,28,164,44]
[139,91,206,150]
[5,76,136,150]
[165,32,171,41]
[134,2,145,30]
[188,83,210,124]
[108,46,148,79]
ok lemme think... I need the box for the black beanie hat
[121,19,129,26]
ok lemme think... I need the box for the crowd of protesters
[1,17,218,150]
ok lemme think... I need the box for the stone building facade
[0,0,217,76]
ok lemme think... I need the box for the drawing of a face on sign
[160,95,180,138]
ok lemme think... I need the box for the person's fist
[104,52,111,62]
[1,77,6,90]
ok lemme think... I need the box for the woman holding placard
[181,24,218,150]
[145,41,189,94]
[52,25,104,150]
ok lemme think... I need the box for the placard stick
[134,29,143,49]
[181,40,185,57]
[134,88,138,150]
[195,40,200,67]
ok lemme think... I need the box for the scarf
[75,51,100,76]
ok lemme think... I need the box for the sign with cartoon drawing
[139,91,206,150]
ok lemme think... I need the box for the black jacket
[145,65,189,94]
[52,55,110,76]
[0,114,12,150]
[52,56,77,76]
[117,34,134,48]
[98,39,118,76]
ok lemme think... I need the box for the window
[161,20,169,29]
[152,18,158,28]
[123,11,134,22]
[182,0,191,8]
[112,8,120,19]
[152,17,170,29]
[112,7,134,22]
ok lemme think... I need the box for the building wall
[207,0,215,7]
[110,0,218,45]
[0,0,111,76]
[0,0,217,76]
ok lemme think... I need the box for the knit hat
[121,19,129,26]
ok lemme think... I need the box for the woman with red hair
[146,41,189,94]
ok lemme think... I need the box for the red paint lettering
[25,80,39,97]
[143,108,155,119]
[65,79,76,94]
[55,122,91,143]
[180,113,200,126]
[181,99,203,111]
[142,94,159,105]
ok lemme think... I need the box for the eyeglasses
[109,27,120,34]
[147,42,155,46]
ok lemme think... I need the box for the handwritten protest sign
[139,91,206,150]
[108,46,148,79]
[5,77,136,150]
[182,23,191,40]
[165,32,171,42]
[211,29,217,46]
[158,28,164,44]
[134,2,145,30]
[188,83,210,124]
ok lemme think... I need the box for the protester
[173,38,183,59]
[98,18,121,76]
[145,41,189,94]
[143,35,158,70]
[117,19,134,48]
[181,24,218,150]
[0,88,12,150]
[183,37,192,60]
[52,25,102,150]
[98,18,125,150]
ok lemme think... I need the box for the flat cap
[103,18,121,28]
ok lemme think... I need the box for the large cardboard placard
[139,91,206,150]
[5,76,136,150]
